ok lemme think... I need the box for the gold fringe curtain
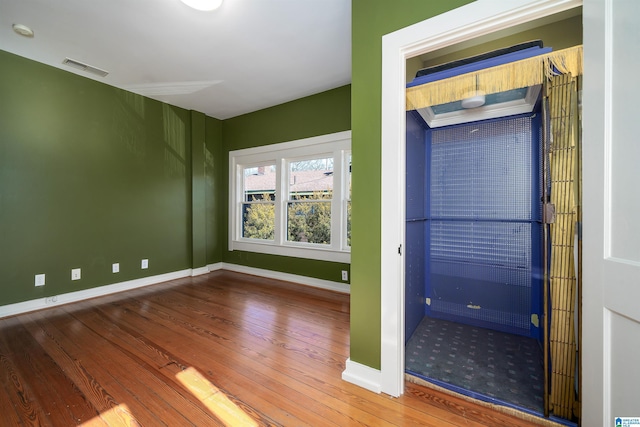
[406,45,583,111]
[547,72,580,421]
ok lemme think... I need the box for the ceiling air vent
[62,58,109,77]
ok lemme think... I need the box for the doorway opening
[402,21,582,424]
[378,0,585,406]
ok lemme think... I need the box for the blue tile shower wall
[428,115,542,339]
[406,112,543,341]
[405,111,428,342]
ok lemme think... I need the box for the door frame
[379,0,583,397]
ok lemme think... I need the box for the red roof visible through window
[244,169,333,194]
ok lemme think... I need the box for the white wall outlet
[45,296,58,304]
[141,259,149,269]
[71,268,81,281]
[112,263,120,273]
[35,274,46,287]
[341,270,348,281]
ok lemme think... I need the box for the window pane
[287,158,333,245]
[287,201,331,245]
[242,202,274,240]
[289,158,333,200]
[244,165,276,202]
[287,200,331,244]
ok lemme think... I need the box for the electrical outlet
[141,259,149,269]
[341,270,348,281]
[112,263,120,273]
[71,268,81,281]
[45,296,58,304]
[35,274,46,287]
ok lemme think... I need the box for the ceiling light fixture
[179,0,223,11]
[12,23,34,38]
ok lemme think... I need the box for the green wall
[0,50,222,306]
[350,0,474,369]
[205,116,224,265]
[221,85,352,283]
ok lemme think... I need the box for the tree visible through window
[243,193,275,240]
[287,158,333,245]
[242,165,275,240]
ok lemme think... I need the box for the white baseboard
[207,262,223,272]
[0,269,192,318]
[1,263,349,318]
[191,266,210,276]
[216,262,350,294]
[342,358,382,393]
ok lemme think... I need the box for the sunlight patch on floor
[176,366,257,427]
[81,403,139,426]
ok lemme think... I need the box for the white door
[582,0,640,424]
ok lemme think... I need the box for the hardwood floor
[0,270,548,426]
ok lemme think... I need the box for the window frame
[229,131,351,263]
[343,150,352,249]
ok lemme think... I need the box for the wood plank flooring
[0,270,548,426]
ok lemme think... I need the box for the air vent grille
[62,58,109,77]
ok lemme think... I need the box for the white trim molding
[191,266,210,276]
[379,0,582,397]
[342,358,382,394]
[0,269,193,318]
[207,262,224,272]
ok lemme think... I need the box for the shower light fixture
[461,74,486,109]
[461,91,486,109]
[179,0,223,11]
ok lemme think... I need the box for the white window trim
[229,131,351,263]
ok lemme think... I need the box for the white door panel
[604,261,640,322]
[583,0,640,424]
[609,0,640,264]
[609,312,640,417]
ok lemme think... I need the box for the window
[287,157,333,245]
[229,131,351,263]
[242,164,276,240]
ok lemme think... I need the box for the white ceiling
[0,0,352,119]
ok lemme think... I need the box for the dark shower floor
[405,316,544,413]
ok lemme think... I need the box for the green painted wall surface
[350,0,474,369]
[191,111,207,269]
[205,116,224,265]
[221,85,351,282]
[0,50,193,305]
[0,49,345,307]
